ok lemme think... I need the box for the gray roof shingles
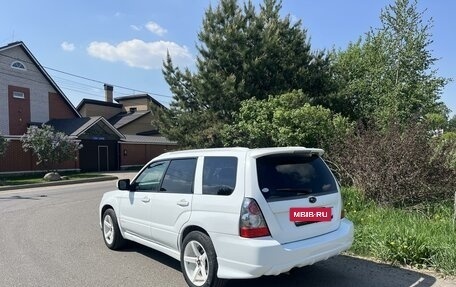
[109,111,150,129]
[46,117,124,139]
[76,99,122,111]
[46,117,93,137]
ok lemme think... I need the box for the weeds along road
[0,181,454,287]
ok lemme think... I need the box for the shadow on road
[0,195,41,200]
[120,242,182,272]
[120,243,437,287]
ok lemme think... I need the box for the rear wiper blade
[275,188,312,195]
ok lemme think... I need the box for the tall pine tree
[156,0,333,147]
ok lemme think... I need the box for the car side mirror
[117,179,134,191]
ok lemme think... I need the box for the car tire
[181,231,226,287]
[102,209,125,250]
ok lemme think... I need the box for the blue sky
[1,0,455,115]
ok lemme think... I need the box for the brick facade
[48,92,78,119]
[119,143,175,169]
[0,140,79,173]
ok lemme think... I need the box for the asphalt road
[0,181,454,287]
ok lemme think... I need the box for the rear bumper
[211,218,354,279]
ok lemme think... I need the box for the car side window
[160,158,197,194]
[134,161,169,191]
[203,157,237,195]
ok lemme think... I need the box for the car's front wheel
[102,208,125,250]
[181,231,226,287]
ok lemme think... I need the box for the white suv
[99,147,353,287]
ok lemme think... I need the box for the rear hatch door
[255,153,342,244]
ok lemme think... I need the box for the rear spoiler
[250,147,325,158]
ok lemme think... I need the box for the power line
[0,68,113,100]
[45,66,172,99]
[60,86,103,98]
[0,67,143,102]
[55,77,136,99]
[49,73,149,98]
[51,75,139,97]
[51,75,105,91]
[0,68,53,87]
[0,51,174,101]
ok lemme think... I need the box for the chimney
[104,84,113,103]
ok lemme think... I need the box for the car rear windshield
[256,154,337,201]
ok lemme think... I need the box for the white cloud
[145,21,167,36]
[130,24,142,31]
[87,39,193,69]
[61,41,75,52]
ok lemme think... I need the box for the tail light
[239,198,270,238]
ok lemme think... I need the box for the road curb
[0,175,118,192]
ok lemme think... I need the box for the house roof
[109,110,151,129]
[121,134,177,145]
[0,41,81,118]
[46,116,124,139]
[114,94,166,109]
[76,98,122,111]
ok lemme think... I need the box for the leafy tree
[156,0,333,147]
[330,0,449,127]
[222,90,353,151]
[21,125,82,172]
[447,115,456,132]
[327,39,383,124]
[0,134,7,157]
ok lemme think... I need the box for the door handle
[141,196,150,203]
[177,199,189,207]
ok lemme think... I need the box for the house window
[11,61,27,71]
[13,91,25,99]
[129,107,137,112]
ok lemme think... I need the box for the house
[0,41,176,174]
[77,86,177,170]
[0,41,81,173]
[46,116,124,171]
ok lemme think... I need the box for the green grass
[0,172,104,186]
[342,187,456,275]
